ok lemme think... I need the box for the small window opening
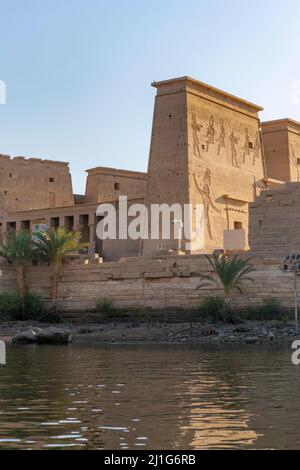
[234,221,243,230]
[49,177,55,183]
[114,182,120,191]
[249,142,254,149]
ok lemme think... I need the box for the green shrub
[95,298,113,318]
[200,296,225,321]
[0,292,44,320]
[200,296,239,323]
[240,298,286,321]
[0,292,22,319]
[260,298,284,320]
[200,296,286,323]
[24,292,44,320]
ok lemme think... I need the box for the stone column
[74,214,80,232]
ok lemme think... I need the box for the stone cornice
[152,76,263,115]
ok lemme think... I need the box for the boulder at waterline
[12,328,43,345]
[12,327,72,345]
[36,327,72,345]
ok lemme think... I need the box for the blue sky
[0,0,300,193]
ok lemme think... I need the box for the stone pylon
[141,76,265,256]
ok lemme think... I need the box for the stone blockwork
[249,182,300,255]
[262,119,300,183]
[142,77,265,256]
[0,254,292,312]
[0,155,74,216]
[0,199,143,260]
[2,76,300,262]
[85,167,147,204]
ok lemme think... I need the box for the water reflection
[0,343,298,449]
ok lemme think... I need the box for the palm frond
[0,231,34,266]
[34,227,88,264]
[203,253,256,297]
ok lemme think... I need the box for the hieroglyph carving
[217,118,226,155]
[206,115,215,151]
[229,131,240,167]
[242,128,250,163]
[193,168,220,240]
[253,131,261,165]
[191,114,202,158]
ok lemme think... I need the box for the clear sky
[0,0,300,193]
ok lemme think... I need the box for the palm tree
[0,231,34,310]
[198,253,256,321]
[34,227,87,311]
[202,252,256,298]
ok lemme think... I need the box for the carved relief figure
[217,118,226,155]
[206,115,215,151]
[191,113,202,158]
[290,144,300,181]
[242,128,250,163]
[253,131,261,165]
[229,130,240,167]
[193,168,220,240]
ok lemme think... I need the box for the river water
[0,342,299,450]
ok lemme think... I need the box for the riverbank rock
[12,328,43,345]
[12,327,72,345]
[36,327,72,345]
[245,336,259,344]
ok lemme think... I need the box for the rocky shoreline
[0,319,298,345]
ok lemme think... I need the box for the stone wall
[142,77,265,256]
[0,155,74,216]
[249,182,300,255]
[85,167,147,204]
[0,253,293,312]
[262,119,300,183]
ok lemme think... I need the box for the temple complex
[1,76,300,261]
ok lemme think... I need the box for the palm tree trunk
[51,263,60,312]
[225,293,237,322]
[15,264,25,312]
